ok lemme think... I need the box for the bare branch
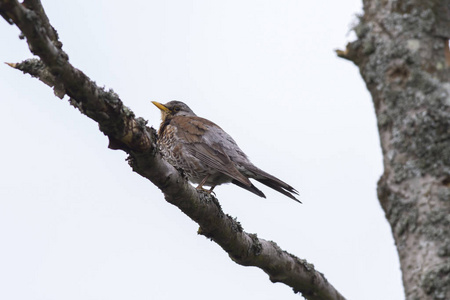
[0,1,346,299]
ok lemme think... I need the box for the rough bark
[0,1,345,299]
[337,0,450,299]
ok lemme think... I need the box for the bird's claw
[195,186,216,197]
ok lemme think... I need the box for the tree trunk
[338,1,450,299]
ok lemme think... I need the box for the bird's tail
[232,179,266,198]
[247,165,300,203]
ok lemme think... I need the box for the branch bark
[337,0,450,299]
[0,1,345,299]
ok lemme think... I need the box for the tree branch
[0,1,345,299]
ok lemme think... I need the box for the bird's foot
[195,186,216,196]
[208,188,217,197]
[195,185,216,197]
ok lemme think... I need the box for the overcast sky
[0,1,404,299]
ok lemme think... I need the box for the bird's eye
[173,106,180,112]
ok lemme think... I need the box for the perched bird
[152,101,300,202]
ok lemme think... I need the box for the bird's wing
[171,116,251,187]
[185,142,252,187]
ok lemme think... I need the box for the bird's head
[152,101,196,122]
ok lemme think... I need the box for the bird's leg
[208,186,217,196]
[196,175,216,196]
[196,175,210,191]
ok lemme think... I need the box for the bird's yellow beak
[152,101,170,112]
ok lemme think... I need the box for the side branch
[0,1,345,299]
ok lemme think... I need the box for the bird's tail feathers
[247,166,300,203]
[231,179,266,198]
[253,177,300,202]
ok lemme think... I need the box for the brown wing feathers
[173,116,252,187]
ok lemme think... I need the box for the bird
[152,100,300,202]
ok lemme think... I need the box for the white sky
[0,1,404,299]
